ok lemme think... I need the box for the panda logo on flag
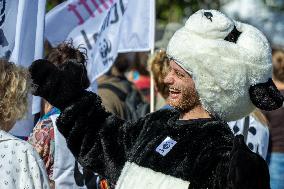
[99,38,112,59]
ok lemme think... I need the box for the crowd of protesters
[1,9,284,189]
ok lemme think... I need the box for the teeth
[169,87,180,93]
[170,87,177,90]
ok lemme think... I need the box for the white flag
[46,0,155,84]
[0,0,46,138]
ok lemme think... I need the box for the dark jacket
[97,75,133,119]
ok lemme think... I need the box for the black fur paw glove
[227,135,270,189]
[29,59,90,110]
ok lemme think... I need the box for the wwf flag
[45,0,155,84]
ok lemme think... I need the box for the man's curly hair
[46,41,87,66]
[149,50,169,99]
[0,59,29,129]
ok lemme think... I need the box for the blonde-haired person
[0,59,50,189]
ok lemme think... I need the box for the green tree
[156,0,222,25]
[47,0,64,11]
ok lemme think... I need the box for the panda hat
[167,9,284,121]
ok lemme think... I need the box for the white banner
[0,0,46,138]
[46,0,155,83]
[0,0,46,66]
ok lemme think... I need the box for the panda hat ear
[249,78,284,111]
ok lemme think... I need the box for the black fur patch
[227,135,270,189]
[204,11,213,22]
[249,78,284,111]
[224,26,242,43]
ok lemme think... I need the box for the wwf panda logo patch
[155,136,177,156]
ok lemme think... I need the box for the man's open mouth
[169,87,181,99]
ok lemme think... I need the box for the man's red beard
[166,85,200,113]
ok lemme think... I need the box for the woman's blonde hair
[0,59,29,127]
[251,109,268,127]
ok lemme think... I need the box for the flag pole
[150,0,156,112]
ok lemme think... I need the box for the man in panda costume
[29,10,284,189]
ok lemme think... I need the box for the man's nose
[164,71,174,84]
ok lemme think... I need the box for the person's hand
[227,135,270,189]
[29,59,90,110]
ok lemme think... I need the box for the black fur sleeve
[56,90,144,183]
[213,136,269,189]
[29,59,144,183]
[186,123,270,189]
[225,135,270,189]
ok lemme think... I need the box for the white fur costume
[167,9,272,121]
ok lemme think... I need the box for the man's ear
[249,78,284,111]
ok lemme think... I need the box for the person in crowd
[228,109,269,159]
[263,48,284,189]
[128,52,151,102]
[29,10,284,188]
[97,53,148,121]
[28,42,105,189]
[0,59,50,189]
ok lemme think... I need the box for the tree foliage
[47,0,64,11]
[156,0,222,25]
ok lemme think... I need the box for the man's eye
[175,71,185,78]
